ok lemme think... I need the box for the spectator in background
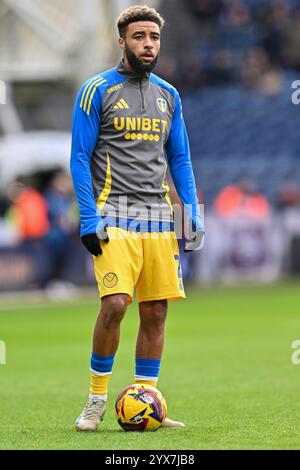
[0,193,9,217]
[5,178,51,287]
[187,0,222,21]
[44,169,75,244]
[258,0,292,68]
[214,179,270,219]
[208,180,279,283]
[281,8,300,70]
[158,0,298,89]
[277,183,300,275]
[219,0,257,59]
[7,180,50,239]
[44,169,78,281]
[240,47,283,94]
[277,182,300,211]
[0,191,19,247]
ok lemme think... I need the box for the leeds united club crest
[157,98,167,113]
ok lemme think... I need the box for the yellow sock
[90,372,111,396]
[135,378,158,388]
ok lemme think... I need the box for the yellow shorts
[94,227,185,304]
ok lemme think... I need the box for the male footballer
[70,5,204,431]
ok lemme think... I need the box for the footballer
[70,4,204,431]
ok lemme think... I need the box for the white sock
[89,393,107,401]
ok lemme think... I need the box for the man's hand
[184,219,205,252]
[184,230,205,252]
[81,228,109,256]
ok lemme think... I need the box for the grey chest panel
[90,79,175,221]
[102,80,174,144]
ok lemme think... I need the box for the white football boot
[162,417,186,429]
[75,398,106,432]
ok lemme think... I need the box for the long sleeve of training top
[70,84,103,237]
[165,91,204,231]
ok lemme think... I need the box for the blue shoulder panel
[149,73,177,100]
[70,68,127,236]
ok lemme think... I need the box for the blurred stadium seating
[184,81,300,206]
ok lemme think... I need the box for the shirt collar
[116,60,150,82]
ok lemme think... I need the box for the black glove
[81,229,109,256]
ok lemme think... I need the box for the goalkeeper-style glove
[184,220,205,252]
[184,230,205,252]
[81,227,109,256]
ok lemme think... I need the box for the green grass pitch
[0,282,300,450]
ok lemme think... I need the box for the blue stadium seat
[183,83,300,206]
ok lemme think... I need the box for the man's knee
[101,294,128,328]
[140,300,168,330]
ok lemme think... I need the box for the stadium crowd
[0,170,84,290]
[157,0,300,92]
[0,173,299,290]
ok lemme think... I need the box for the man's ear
[119,37,125,51]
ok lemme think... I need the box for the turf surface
[0,282,300,450]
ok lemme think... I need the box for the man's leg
[135,300,167,387]
[135,299,185,428]
[76,293,128,431]
[93,293,129,355]
[90,293,128,396]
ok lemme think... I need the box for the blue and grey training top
[70,61,202,236]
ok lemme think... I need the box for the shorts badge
[103,272,118,288]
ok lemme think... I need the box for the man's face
[119,21,161,74]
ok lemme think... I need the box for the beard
[125,43,159,74]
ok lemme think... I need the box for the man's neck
[122,56,134,73]
[121,57,149,78]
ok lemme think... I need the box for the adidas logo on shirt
[114,99,129,109]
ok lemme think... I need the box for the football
[115,384,167,431]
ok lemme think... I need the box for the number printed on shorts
[174,255,183,290]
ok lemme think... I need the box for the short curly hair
[117,5,165,38]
